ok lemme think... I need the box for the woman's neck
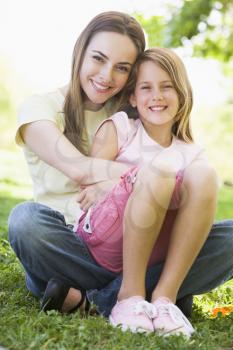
[84,100,104,112]
[59,85,104,112]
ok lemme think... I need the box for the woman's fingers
[75,190,86,203]
[77,188,97,211]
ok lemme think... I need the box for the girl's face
[130,61,179,128]
[80,31,138,110]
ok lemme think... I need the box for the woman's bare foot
[61,287,87,313]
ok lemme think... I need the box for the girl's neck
[142,121,173,148]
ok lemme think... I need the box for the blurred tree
[136,0,233,62]
[167,0,233,61]
[134,14,166,47]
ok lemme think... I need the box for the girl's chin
[143,116,174,126]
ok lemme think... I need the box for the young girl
[75,48,218,336]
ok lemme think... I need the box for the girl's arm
[21,120,128,185]
[77,120,119,211]
[91,120,118,160]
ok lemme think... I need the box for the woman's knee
[8,201,44,245]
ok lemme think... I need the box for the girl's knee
[183,162,218,201]
[136,163,176,206]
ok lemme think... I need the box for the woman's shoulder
[19,89,64,113]
[16,89,65,146]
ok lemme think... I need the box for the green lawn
[0,150,233,350]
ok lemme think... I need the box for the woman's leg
[8,202,117,303]
[8,201,233,316]
[150,161,218,303]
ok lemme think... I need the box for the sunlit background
[0,0,227,100]
[0,0,232,182]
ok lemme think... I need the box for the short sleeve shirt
[16,90,108,224]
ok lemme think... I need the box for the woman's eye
[116,65,130,73]
[141,86,150,90]
[93,55,104,62]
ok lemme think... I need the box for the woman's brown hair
[63,11,146,154]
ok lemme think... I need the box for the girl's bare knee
[183,162,218,201]
[136,163,176,207]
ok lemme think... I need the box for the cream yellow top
[16,89,108,224]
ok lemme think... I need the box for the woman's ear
[129,94,137,108]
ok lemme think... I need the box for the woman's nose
[99,65,113,83]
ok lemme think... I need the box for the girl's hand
[76,179,119,211]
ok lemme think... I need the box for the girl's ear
[129,94,137,108]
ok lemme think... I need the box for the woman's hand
[76,179,119,211]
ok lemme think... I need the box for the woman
[8,11,233,321]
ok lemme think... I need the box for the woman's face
[80,31,138,110]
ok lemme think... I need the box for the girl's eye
[141,86,150,90]
[162,85,173,89]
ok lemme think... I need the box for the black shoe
[40,278,88,313]
[176,295,193,318]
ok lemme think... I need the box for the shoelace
[133,300,157,319]
[155,303,194,331]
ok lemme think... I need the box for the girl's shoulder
[173,137,208,163]
[111,110,139,134]
[105,111,140,151]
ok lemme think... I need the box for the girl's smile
[130,60,179,128]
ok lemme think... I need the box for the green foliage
[134,14,166,47]
[167,0,214,45]
[166,0,233,61]
[135,0,233,62]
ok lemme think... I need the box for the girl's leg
[151,161,218,303]
[8,201,117,310]
[88,219,233,317]
[8,201,233,316]
[118,162,176,300]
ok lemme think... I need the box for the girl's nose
[152,88,163,101]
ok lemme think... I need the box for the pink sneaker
[152,297,195,338]
[109,296,155,333]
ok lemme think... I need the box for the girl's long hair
[122,47,194,142]
[63,11,145,154]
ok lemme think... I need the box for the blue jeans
[8,201,233,317]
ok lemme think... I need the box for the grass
[0,149,233,350]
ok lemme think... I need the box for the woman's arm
[21,120,129,185]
